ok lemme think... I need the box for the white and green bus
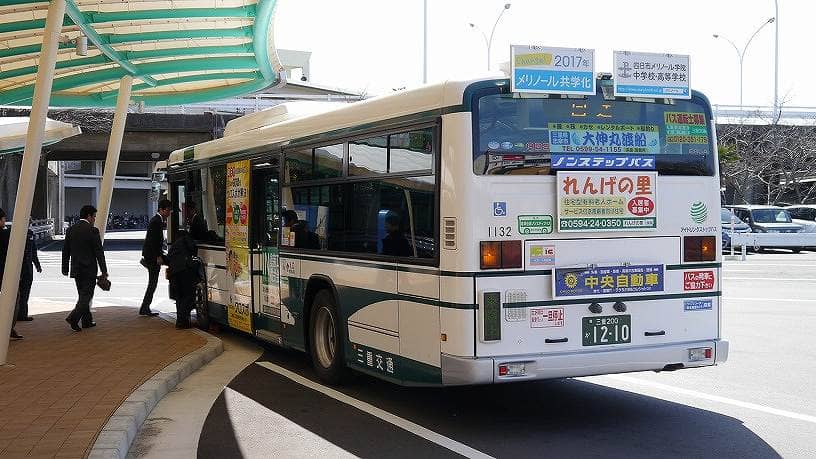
[167,76,727,386]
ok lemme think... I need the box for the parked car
[729,205,803,253]
[721,207,751,250]
[785,205,816,233]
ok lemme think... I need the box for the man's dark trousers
[17,264,33,319]
[140,262,161,313]
[67,270,96,326]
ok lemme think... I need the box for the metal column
[0,0,67,366]
[94,75,133,241]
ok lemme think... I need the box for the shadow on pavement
[197,343,779,459]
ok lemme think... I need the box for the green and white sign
[518,215,554,235]
[690,201,708,224]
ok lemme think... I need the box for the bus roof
[167,76,495,166]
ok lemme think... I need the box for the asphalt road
[197,250,816,459]
[27,238,816,458]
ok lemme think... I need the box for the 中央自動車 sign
[613,50,690,99]
[511,45,595,95]
[554,264,664,298]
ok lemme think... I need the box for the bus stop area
[0,306,211,458]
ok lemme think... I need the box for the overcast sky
[274,0,813,108]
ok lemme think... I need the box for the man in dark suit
[16,223,42,322]
[62,205,108,331]
[0,209,22,340]
[139,199,172,316]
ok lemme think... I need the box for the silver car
[729,205,803,253]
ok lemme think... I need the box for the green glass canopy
[0,0,284,107]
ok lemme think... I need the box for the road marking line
[255,361,493,459]
[598,374,816,425]
[723,296,816,303]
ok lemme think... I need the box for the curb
[88,320,223,459]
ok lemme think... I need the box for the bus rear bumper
[441,339,729,386]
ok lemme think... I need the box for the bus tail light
[683,236,716,262]
[480,240,522,269]
[498,362,527,377]
[688,347,713,362]
[480,242,501,269]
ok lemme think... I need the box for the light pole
[469,3,511,71]
[773,0,779,117]
[423,0,428,84]
[713,16,775,110]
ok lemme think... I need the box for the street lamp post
[773,0,779,118]
[713,17,775,110]
[469,3,511,71]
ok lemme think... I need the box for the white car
[786,205,816,233]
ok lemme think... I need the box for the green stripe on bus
[666,262,722,270]
[504,291,722,308]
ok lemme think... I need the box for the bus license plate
[582,315,631,346]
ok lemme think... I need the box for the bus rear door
[251,165,284,345]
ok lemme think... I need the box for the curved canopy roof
[0,116,80,154]
[0,0,284,108]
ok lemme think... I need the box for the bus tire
[194,281,210,331]
[793,247,802,253]
[309,290,346,385]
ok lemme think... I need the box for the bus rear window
[473,92,715,176]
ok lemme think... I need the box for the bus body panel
[167,76,727,386]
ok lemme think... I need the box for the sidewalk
[0,306,206,458]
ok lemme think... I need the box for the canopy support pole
[95,75,132,241]
[0,0,67,366]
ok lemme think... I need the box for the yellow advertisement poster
[226,160,252,333]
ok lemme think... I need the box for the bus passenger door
[251,166,283,345]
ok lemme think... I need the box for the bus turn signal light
[480,241,501,269]
[480,240,522,269]
[683,236,716,262]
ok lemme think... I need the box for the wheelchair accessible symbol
[493,201,507,217]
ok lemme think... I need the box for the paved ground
[0,232,204,458]
[0,307,205,458]
[192,250,816,458]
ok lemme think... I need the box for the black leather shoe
[65,317,81,332]
[82,322,97,328]
[139,310,160,317]
[18,316,33,321]
[10,330,23,340]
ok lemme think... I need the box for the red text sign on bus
[684,270,715,291]
[557,171,658,232]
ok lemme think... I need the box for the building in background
[0,50,365,233]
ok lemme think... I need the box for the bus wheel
[194,281,210,331]
[309,290,345,385]
[793,247,802,254]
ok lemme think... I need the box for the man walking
[16,222,42,322]
[62,205,108,331]
[140,199,172,316]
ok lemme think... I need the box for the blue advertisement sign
[548,123,661,155]
[511,45,596,95]
[551,154,656,170]
[684,299,713,311]
[554,264,664,297]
